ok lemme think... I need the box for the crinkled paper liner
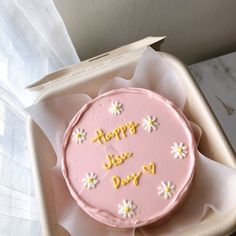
[26,48,236,236]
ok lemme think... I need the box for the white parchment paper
[26,47,236,236]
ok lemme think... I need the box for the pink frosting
[62,88,197,228]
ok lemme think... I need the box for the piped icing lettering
[103,152,133,169]
[142,163,156,174]
[91,121,139,144]
[112,172,142,189]
[111,162,156,189]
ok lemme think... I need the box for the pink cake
[62,87,197,228]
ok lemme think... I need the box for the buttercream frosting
[62,88,197,228]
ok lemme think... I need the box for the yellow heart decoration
[142,163,156,174]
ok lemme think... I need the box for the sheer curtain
[0,0,79,235]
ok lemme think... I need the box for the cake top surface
[62,87,196,228]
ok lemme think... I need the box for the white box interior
[27,38,236,236]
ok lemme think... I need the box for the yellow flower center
[77,133,83,139]
[124,206,131,214]
[88,178,94,183]
[165,186,171,193]
[177,147,183,155]
[148,120,155,126]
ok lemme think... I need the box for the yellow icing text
[103,152,133,169]
[112,172,142,189]
[142,163,156,175]
[91,121,139,144]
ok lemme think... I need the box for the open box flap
[26,36,166,91]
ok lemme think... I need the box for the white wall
[54,0,236,64]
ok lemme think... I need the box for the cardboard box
[27,37,236,236]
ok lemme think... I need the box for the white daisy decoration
[72,128,87,144]
[118,200,137,218]
[158,181,175,199]
[82,173,99,189]
[142,115,159,132]
[109,101,123,115]
[171,142,188,159]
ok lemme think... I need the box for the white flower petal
[174,154,179,158]
[72,128,87,144]
[142,115,159,132]
[85,173,90,178]
[118,208,124,214]
[122,199,127,205]
[109,101,123,115]
[158,181,176,199]
[118,200,136,218]
[82,173,99,189]
[170,185,175,190]
[171,142,188,159]
[161,181,166,187]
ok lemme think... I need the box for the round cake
[62,87,197,228]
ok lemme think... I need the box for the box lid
[26,36,165,92]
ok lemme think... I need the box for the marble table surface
[189,52,236,153]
